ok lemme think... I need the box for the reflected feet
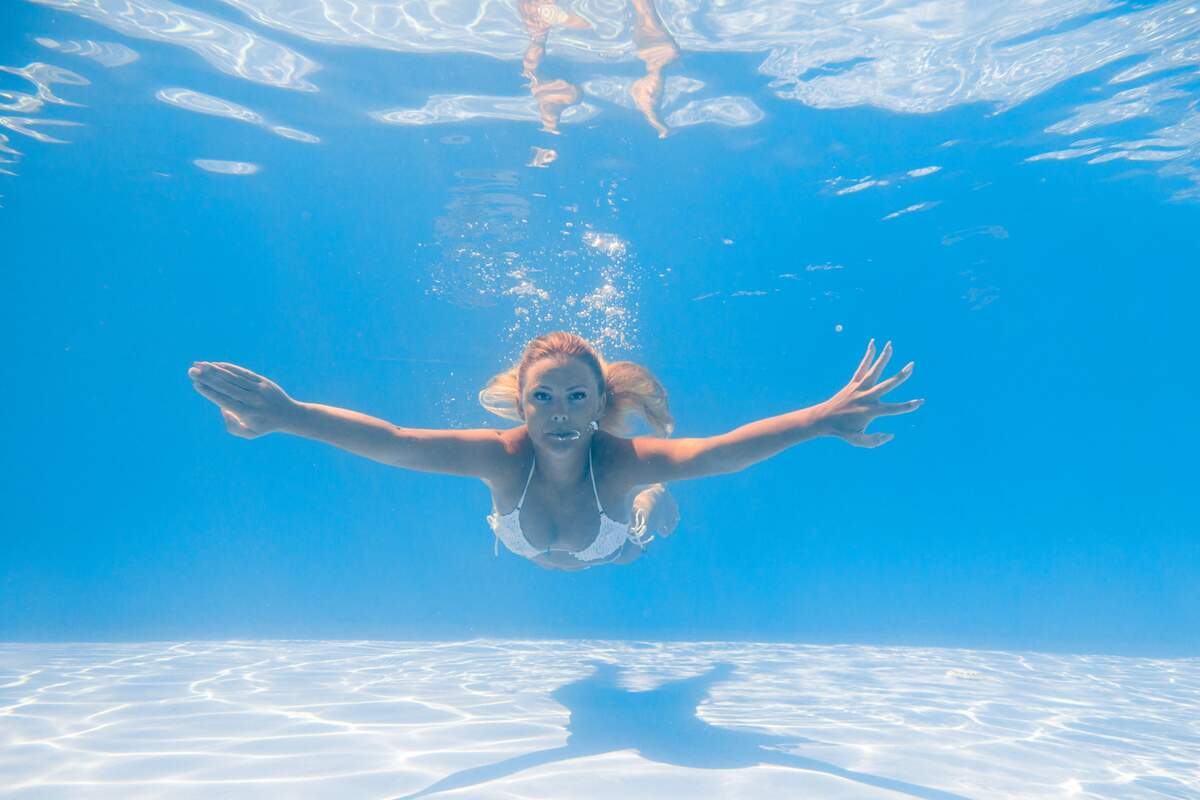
[529,78,580,134]
[520,1,591,134]
[629,0,680,138]
[519,0,680,138]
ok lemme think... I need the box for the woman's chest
[518,490,609,551]
[489,484,628,554]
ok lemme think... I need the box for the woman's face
[521,356,605,448]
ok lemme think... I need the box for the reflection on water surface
[13,0,1200,179]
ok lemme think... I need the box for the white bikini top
[487,443,636,564]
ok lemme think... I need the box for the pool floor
[0,640,1194,798]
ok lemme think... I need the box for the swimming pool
[2,0,1198,796]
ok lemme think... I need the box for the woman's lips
[548,430,581,440]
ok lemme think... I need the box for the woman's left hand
[816,339,924,448]
[631,484,680,541]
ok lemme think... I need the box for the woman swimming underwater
[188,332,922,571]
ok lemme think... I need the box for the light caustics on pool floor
[0,640,1196,799]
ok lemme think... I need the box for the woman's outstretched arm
[188,361,510,479]
[619,340,924,485]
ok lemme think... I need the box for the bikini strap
[587,446,605,513]
[515,453,536,510]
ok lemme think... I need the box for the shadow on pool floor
[395,660,973,799]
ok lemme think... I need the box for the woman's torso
[485,429,635,567]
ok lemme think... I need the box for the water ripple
[0,62,88,114]
[1033,70,1200,197]
[0,60,86,179]
[665,96,764,128]
[29,0,319,91]
[193,158,259,174]
[270,125,320,143]
[0,132,21,179]
[0,116,83,144]
[157,88,263,124]
[12,0,1200,197]
[213,0,1200,110]
[717,2,1200,115]
[156,87,319,142]
[882,200,940,221]
[371,94,598,126]
[25,0,1200,123]
[34,37,139,67]
[223,0,535,58]
[582,75,705,111]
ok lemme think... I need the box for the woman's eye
[533,391,550,401]
[570,392,586,401]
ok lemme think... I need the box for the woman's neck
[528,433,595,489]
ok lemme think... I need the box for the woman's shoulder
[489,425,530,458]
[595,429,651,454]
[482,427,531,492]
[594,431,640,474]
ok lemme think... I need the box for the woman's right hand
[187,361,300,439]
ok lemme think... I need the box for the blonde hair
[479,331,673,437]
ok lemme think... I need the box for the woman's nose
[550,412,569,424]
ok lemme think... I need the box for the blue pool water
[2,0,1199,795]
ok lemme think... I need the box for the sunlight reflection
[193,158,260,174]
[0,63,88,113]
[665,96,763,129]
[30,0,318,91]
[156,87,320,143]
[0,116,82,144]
[34,37,139,67]
[22,0,1178,190]
[372,94,599,127]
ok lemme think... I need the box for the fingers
[222,409,256,438]
[189,361,258,387]
[207,368,256,402]
[630,505,678,542]
[861,361,914,398]
[191,377,245,410]
[851,339,875,383]
[861,340,893,387]
[213,362,263,383]
[874,398,924,416]
[191,363,257,404]
[845,431,894,448]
